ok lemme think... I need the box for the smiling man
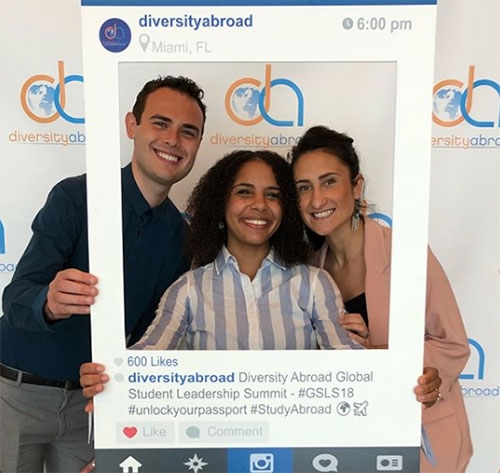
[0,76,206,473]
[126,84,205,208]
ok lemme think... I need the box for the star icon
[183,453,208,473]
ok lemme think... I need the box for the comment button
[180,421,269,443]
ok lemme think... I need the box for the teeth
[157,150,179,162]
[312,209,334,219]
[246,219,267,226]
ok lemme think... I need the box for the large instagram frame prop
[82,1,436,472]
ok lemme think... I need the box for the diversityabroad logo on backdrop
[460,338,499,398]
[0,219,5,255]
[432,65,500,149]
[0,218,16,274]
[210,64,304,150]
[8,61,85,146]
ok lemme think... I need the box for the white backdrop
[429,1,500,470]
[0,0,498,471]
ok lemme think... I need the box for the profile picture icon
[99,18,131,53]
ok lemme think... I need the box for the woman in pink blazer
[290,125,473,473]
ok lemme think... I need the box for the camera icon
[249,453,274,473]
[376,455,403,471]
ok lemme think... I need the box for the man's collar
[122,163,173,220]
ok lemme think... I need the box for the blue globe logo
[433,85,463,122]
[26,81,56,118]
[230,86,261,121]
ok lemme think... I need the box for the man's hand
[44,269,98,322]
[80,459,95,473]
[80,362,109,412]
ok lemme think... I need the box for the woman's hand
[339,313,372,348]
[79,362,109,412]
[414,366,442,407]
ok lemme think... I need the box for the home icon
[119,455,142,473]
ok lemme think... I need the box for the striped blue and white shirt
[132,247,361,351]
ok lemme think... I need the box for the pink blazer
[312,217,473,473]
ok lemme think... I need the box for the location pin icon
[139,34,150,52]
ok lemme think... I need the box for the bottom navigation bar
[95,446,419,472]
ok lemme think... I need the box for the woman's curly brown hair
[186,149,311,268]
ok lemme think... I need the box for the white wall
[0,1,498,471]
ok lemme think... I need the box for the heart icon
[123,426,138,439]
